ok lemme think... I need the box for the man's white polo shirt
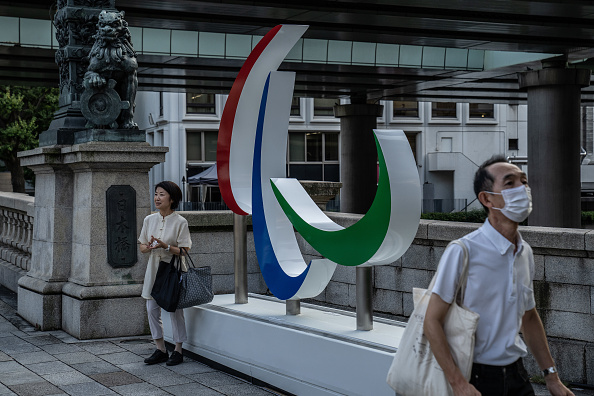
[432,219,536,366]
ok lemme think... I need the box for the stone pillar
[334,101,383,214]
[518,67,590,228]
[17,148,73,330]
[18,142,168,338]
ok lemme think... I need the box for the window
[291,97,301,116]
[431,102,457,118]
[186,132,202,161]
[406,133,418,162]
[393,101,419,118]
[159,92,163,117]
[469,103,494,119]
[314,98,337,117]
[186,131,218,162]
[186,92,216,114]
[509,139,519,151]
[288,132,340,181]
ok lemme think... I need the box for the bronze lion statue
[84,10,138,129]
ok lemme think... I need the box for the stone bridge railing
[0,192,34,291]
[0,191,592,385]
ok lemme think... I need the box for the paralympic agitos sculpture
[217,25,421,301]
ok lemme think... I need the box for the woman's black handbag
[150,254,183,312]
[177,248,214,309]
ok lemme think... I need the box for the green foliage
[421,209,487,223]
[0,86,58,191]
[581,211,594,225]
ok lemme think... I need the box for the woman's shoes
[144,349,169,365]
[166,351,183,366]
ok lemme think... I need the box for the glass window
[289,164,323,181]
[291,97,301,116]
[325,133,339,161]
[187,92,215,114]
[289,133,305,162]
[204,131,217,161]
[306,132,323,162]
[509,138,519,150]
[159,92,163,117]
[431,102,457,118]
[186,133,202,161]
[143,28,171,54]
[171,30,198,56]
[406,133,418,162]
[20,18,52,47]
[314,98,336,117]
[469,103,494,118]
[393,101,419,118]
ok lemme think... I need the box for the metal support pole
[356,266,373,331]
[233,213,248,304]
[286,300,301,315]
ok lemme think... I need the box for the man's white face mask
[486,185,532,223]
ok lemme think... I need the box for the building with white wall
[135,91,528,212]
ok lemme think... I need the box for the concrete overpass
[1,0,594,103]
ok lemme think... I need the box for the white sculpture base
[163,294,405,396]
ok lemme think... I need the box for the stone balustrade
[0,192,34,291]
[0,192,592,384]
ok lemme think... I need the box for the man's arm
[521,308,574,396]
[424,293,480,396]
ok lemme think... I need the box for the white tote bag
[386,240,480,396]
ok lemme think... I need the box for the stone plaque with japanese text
[106,185,137,267]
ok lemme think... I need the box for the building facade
[135,91,529,212]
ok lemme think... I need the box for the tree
[0,86,59,193]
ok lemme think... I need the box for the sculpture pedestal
[165,294,403,396]
[18,140,167,338]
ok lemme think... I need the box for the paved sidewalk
[0,286,285,396]
[2,286,593,396]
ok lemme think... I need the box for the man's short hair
[473,155,508,213]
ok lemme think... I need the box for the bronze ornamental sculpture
[82,10,138,129]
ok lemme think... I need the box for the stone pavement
[0,286,286,396]
[1,285,594,396]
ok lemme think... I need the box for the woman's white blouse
[138,212,192,299]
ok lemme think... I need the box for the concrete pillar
[518,67,590,228]
[334,101,383,214]
[18,141,168,338]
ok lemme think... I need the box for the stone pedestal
[298,181,342,210]
[519,67,590,228]
[334,103,383,214]
[18,141,168,338]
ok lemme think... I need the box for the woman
[138,181,191,366]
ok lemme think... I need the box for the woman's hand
[148,236,167,250]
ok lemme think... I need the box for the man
[424,155,573,396]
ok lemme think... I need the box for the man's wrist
[543,366,557,377]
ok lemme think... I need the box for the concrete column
[334,101,383,214]
[518,67,590,228]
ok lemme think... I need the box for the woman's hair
[155,181,182,210]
